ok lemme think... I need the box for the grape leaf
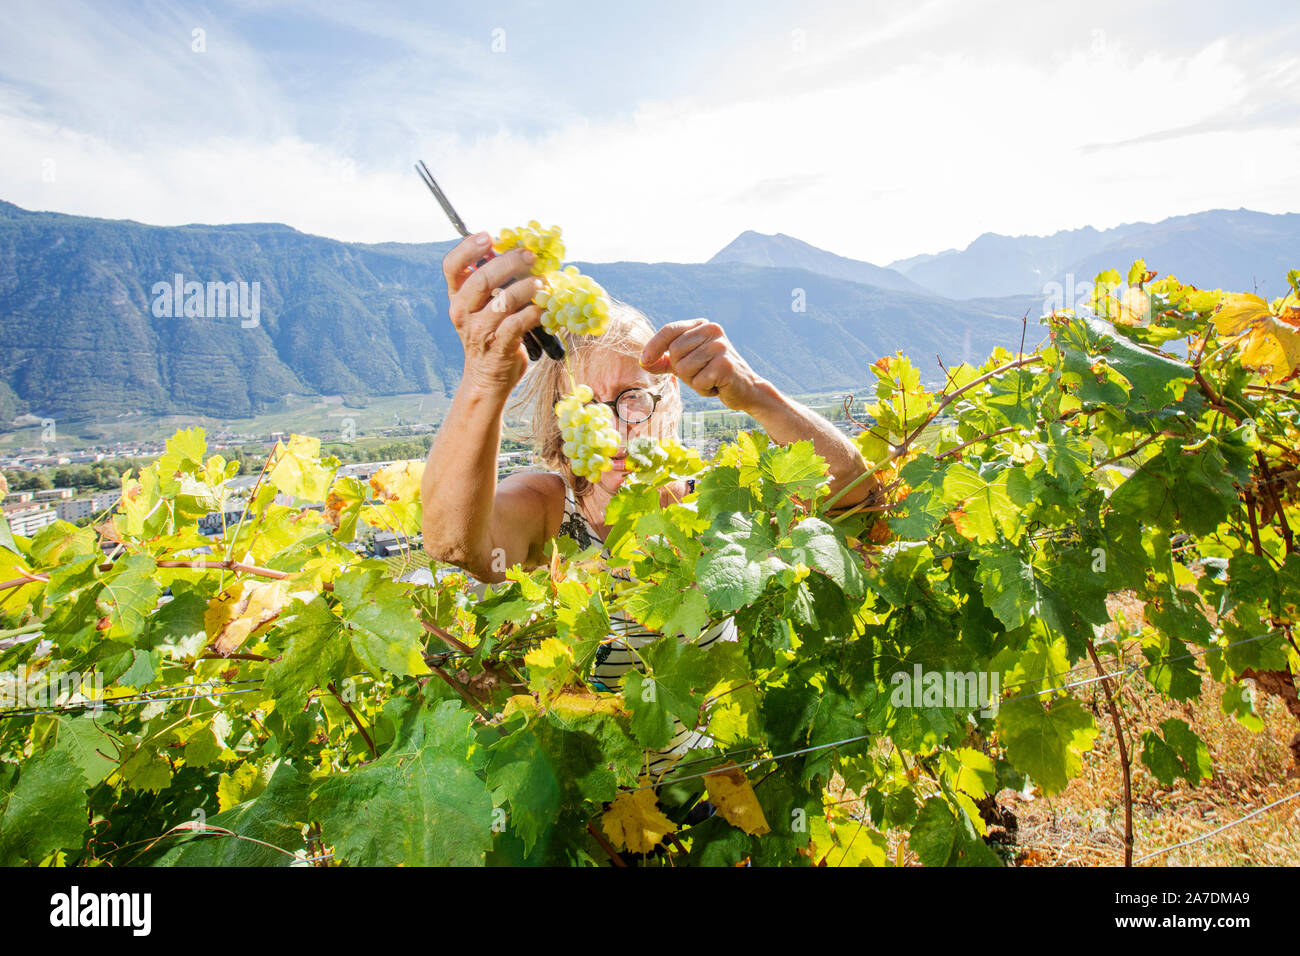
[312,700,494,866]
[996,696,1097,795]
[333,567,431,679]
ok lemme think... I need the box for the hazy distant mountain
[579,260,1030,393]
[709,230,931,295]
[886,209,1300,300]
[0,201,1030,424]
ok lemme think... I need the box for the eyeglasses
[586,387,663,425]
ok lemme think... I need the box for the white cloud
[1,0,1296,267]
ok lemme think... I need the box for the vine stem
[0,621,45,641]
[1086,639,1133,867]
[327,681,377,757]
[1197,328,1253,369]
[829,478,906,524]
[932,426,1020,462]
[429,665,494,723]
[0,568,50,591]
[586,822,628,867]
[1093,430,1177,469]
[1255,451,1294,555]
[821,354,1044,515]
[1243,488,1265,558]
[116,822,303,866]
[840,394,874,430]
[1192,366,1244,424]
[421,619,474,655]
[3,557,341,594]
[221,448,276,576]
[1242,383,1298,399]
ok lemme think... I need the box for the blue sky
[1,0,1297,265]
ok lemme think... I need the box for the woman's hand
[442,233,545,396]
[639,318,771,412]
[641,317,874,507]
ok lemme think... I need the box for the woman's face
[578,350,678,496]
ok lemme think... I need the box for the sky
[1,0,1298,266]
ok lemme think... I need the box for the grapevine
[0,261,1296,867]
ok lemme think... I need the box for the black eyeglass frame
[586,387,664,425]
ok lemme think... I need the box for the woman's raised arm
[640,318,875,508]
[420,234,563,582]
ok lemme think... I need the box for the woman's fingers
[455,247,537,318]
[640,317,711,374]
[498,303,544,346]
[481,276,544,322]
[641,317,724,380]
[442,233,494,294]
[641,317,758,405]
[689,354,731,396]
[674,337,726,383]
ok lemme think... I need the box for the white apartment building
[55,498,96,522]
[4,505,57,537]
[54,489,123,523]
[34,487,75,501]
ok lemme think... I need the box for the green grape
[493,220,565,275]
[533,265,612,337]
[625,435,704,484]
[556,384,621,480]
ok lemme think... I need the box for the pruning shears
[414,160,564,362]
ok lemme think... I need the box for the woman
[421,233,875,771]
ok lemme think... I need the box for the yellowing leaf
[1215,292,1271,334]
[702,762,771,835]
[704,682,759,745]
[549,685,629,719]
[205,579,290,656]
[502,694,540,720]
[1114,286,1150,326]
[810,813,887,866]
[1214,293,1300,383]
[267,433,335,501]
[524,637,576,695]
[601,787,676,854]
[370,460,424,504]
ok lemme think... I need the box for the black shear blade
[414,161,470,238]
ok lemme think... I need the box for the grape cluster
[625,435,704,484]
[555,384,621,480]
[493,221,565,275]
[534,266,612,337]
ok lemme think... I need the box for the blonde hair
[509,299,683,497]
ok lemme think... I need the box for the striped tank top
[557,475,738,778]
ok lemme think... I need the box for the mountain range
[714,210,1300,301]
[0,200,1292,427]
[0,200,1029,424]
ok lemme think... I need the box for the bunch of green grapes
[493,221,565,275]
[556,384,621,480]
[534,265,612,337]
[624,435,705,484]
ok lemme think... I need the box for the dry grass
[1005,590,1300,867]
[823,589,1300,867]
